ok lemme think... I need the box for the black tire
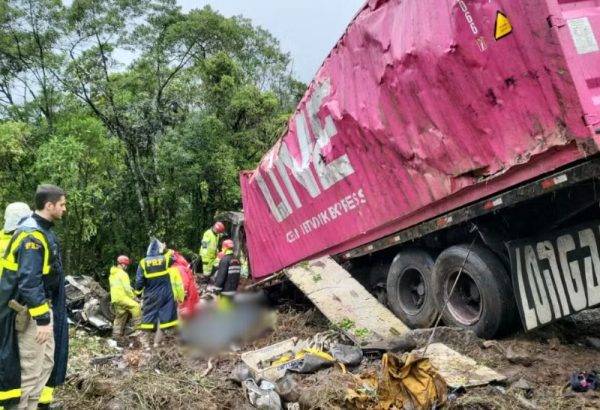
[433,244,516,338]
[386,249,438,328]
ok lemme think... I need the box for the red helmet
[117,255,131,266]
[222,239,234,250]
[213,221,225,234]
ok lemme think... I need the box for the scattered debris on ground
[59,302,332,409]
[66,275,114,332]
[57,285,600,409]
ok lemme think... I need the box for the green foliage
[0,121,31,201]
[336,318,356,331]
[33,110,125,273]
[0,121,28,161]
[353,328,370,338]
[0,0,305,278]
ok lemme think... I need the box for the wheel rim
[398,267,427,315]
[445,270,483,326]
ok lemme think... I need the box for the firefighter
[199,221,225,277]
[0,185,68,410]
[134,239,183,348]
[1,202,32,262]
[109,255,141,339]
[211,239,242,299]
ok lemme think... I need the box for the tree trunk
[123,147,155,237]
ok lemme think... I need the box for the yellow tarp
[347,352,447,409]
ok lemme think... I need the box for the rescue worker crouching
[199,221,225,277]
[210,239,241,300]
[134,239,184,348]
[109,255,141,339]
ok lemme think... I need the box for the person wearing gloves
[109,255,141,339]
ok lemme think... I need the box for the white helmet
[3,202,32,232]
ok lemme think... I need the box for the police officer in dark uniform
[135,239,179,348]
[0,185,68,409]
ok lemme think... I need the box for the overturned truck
[240,0,600,338]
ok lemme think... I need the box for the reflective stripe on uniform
[141,252,172,279]
[3,231,51,275]
[0,388,21,400]
[143,270,170,279]
[168,267,185,303]
[0,258,17,271]
[38,386,53,404]
[159,320,179,329]
[28,303,49,317]
[138,323,155,330]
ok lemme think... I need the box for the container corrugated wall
[241,0,600,278]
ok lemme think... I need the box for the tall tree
[60,1,300,236]
[0,0,63,123]
[0,0,305,275]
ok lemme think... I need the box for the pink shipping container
[240,0,600,281]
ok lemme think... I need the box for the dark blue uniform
[0,214,68,407]
[213,251,241,297]
[135,240,178,330]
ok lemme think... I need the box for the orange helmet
[117,255,131,266]
[213,221,225,234]
[222,239,234,250]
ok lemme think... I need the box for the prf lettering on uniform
[255,78,355,222]
[147,259,163,267]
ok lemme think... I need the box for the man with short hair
[0,184,68,409]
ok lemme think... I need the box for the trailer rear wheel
[433,244,515,338]
[386,250,437,328]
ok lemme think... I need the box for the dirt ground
[57,292,600,410]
